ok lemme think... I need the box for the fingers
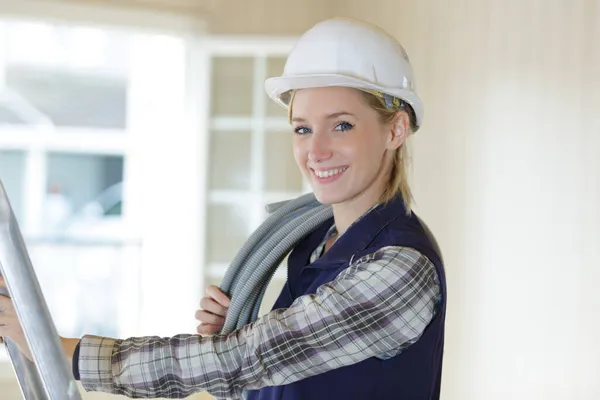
[205,285,230,308]
[194,286,231,336]
[0,295,29,359]
[196,323,221,335]
[195,309,225,326]
[0,275,6,291]
[0,296,15,338]
[0,295,13,315]
[200,297,228,318]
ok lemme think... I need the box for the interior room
[0,1,598,399]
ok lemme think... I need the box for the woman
[0,17,446,400]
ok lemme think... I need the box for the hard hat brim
[264,73,423,129]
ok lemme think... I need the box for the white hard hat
[264,17,424,130]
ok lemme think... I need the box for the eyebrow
[291,111,355,123]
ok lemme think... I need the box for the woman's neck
[331,157,393,237]
[331,189,381,237]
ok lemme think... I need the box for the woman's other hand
[0,276,33,361]
[195,285,230,335]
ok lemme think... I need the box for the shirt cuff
[77,335,119,393]
[72,340,81,380]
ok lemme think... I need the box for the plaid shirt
[76,224,441,399]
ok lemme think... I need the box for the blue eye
[335,122,354,132]
[294,126,312,135]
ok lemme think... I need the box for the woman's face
[290,86,406,206]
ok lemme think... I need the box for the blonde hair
[360,91,416,213]
[287,89,416,213]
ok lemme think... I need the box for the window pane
[31,151,133,338]
[209,131,252,190]
[265,130,304,192]
[5,67,127,129]
[45,153,124,237]
[206,203,251,264]
[0,101,28,125]
[29,241,140,338]
[266,57,288,118]
[0,150,26,222]
[2,20,130,129]
[211,57,254,116]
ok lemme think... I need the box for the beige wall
[338,1,600,399]
[206,0,333,35]
[1,0,599,399]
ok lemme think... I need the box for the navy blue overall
[247,194,447,400]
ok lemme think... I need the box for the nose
[307,131,332,163]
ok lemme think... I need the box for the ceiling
[49,0,336,34]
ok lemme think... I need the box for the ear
[386,111,409,151]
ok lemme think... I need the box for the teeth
[314,167,346,178]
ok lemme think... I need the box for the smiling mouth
[311,166,348,179]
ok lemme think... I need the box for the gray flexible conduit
[219,193,333,334]
[234,205,334,330]
[223,203,321,299]
[220,193,315,295]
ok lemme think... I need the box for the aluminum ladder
[0,179,81,399]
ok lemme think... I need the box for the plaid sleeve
[77,246,440,399]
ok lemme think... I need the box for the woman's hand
[195,285,230,335]
[0,276,33,361]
